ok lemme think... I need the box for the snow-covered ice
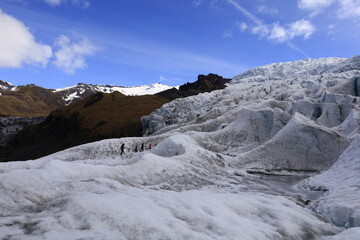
[0,135,340,240]
[298,135,360,228]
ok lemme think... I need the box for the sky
[0,0,360,89]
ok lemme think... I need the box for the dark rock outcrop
[156,73,230,100]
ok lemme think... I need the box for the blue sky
[0,0,359,88]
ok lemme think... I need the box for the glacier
[1,56,360,239]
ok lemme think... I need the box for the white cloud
[268,23,287,42]
[288,19,316,39]
[298,0,334,11]
[43,0,90,8]
[223,22,248,38]
[298,0,360,19]
[268,20,316,42]
[44,0,61,7]
[192,0,202,7]
[225,0,313,57]
[223,30,233,38]
[298,0,334,16]
[159,75,181,84]
[328,24,336,30]
[337,0,360,18]
[256,5,279,16]
[237,22,248,32]
[0,9,52,68]
[72,0,90,8]
[251,25,270,38]
[52,35,99,74]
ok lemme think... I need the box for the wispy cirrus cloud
[159,75,181,84]
[192,0,202,8]
[44,0,90,8]
[337,0,360,18]
[298,0,334,16]
[97,33,246,78]
[298,0,360,19]
[223,22,248,38]
[224,0,314,57]
[256,5,279,16]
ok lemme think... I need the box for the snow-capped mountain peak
[0,79,16,91]
[54,82,177,105]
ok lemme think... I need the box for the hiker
[140,143,144,152]
[120,143,125,155]
[148,143,152,150]
[134,145,138,153]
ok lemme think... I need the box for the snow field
[0,134,340,239]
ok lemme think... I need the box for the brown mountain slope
[1,73,230,162]
[2,92,169,161]
[0,84,65,117]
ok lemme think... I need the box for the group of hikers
[120,142,152,155]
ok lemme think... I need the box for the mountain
[0,82,176,117]
[54,82,177,105]
[3,92,169,161]
[1,74,230,161]
[156,73,230,100]
[0,82,176,145]
[0,84,65,117]
[1,57,360,239]
[0,79,15,91]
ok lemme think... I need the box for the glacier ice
[2,56,360,239]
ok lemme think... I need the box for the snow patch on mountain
[0,80,15,91]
